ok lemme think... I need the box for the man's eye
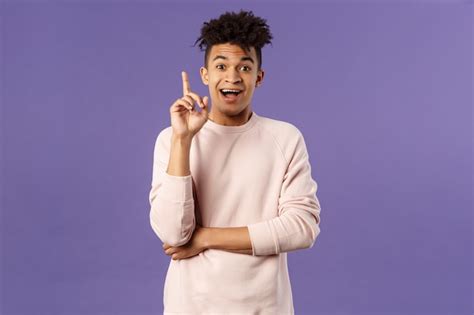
[216,65,225,70]
[241,66,251,71]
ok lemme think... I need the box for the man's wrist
[172,133,193,143]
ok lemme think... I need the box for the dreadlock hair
[193,10,273,71]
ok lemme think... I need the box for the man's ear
[256,68,265,87]
[200,66,209,85]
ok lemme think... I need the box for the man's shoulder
[257,114,303,140]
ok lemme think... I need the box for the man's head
[193,10,273,122]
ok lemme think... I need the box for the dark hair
[193,10,273,70]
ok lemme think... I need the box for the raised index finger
[182,71,191,96]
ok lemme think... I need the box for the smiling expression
[199,43,264,124]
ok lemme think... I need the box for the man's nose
[225,69,242,83]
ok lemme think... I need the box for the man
[149,10,322,314]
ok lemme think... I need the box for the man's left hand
[162,224,208,260]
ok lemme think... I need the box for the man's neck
[208,109,252,126]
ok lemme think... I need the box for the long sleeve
[148,129,196,247]
[247,128,321,256]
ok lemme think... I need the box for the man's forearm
[167,133,193,176]
[203,226,254,255]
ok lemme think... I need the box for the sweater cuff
[247,220,279,256]
[161,172,193,202]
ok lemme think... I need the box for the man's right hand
[169,71,209,138]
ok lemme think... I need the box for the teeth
[221,89,240,93]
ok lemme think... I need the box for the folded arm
[203,227,254,255]
[204,129,321,257]
[246,129,321,256]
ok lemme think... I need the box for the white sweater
[149,111,322,314]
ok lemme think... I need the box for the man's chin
[213,103,250,116]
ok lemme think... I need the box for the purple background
[1,1,472,314]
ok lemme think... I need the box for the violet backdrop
[1,1,472,314]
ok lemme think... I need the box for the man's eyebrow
[212,55,255,64]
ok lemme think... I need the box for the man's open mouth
[219,89,242,97]
[219,89,243,102]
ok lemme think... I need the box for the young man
[149,10,322,314]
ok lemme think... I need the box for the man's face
[199,43,264,118]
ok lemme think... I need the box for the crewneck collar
[204,111,259,134]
